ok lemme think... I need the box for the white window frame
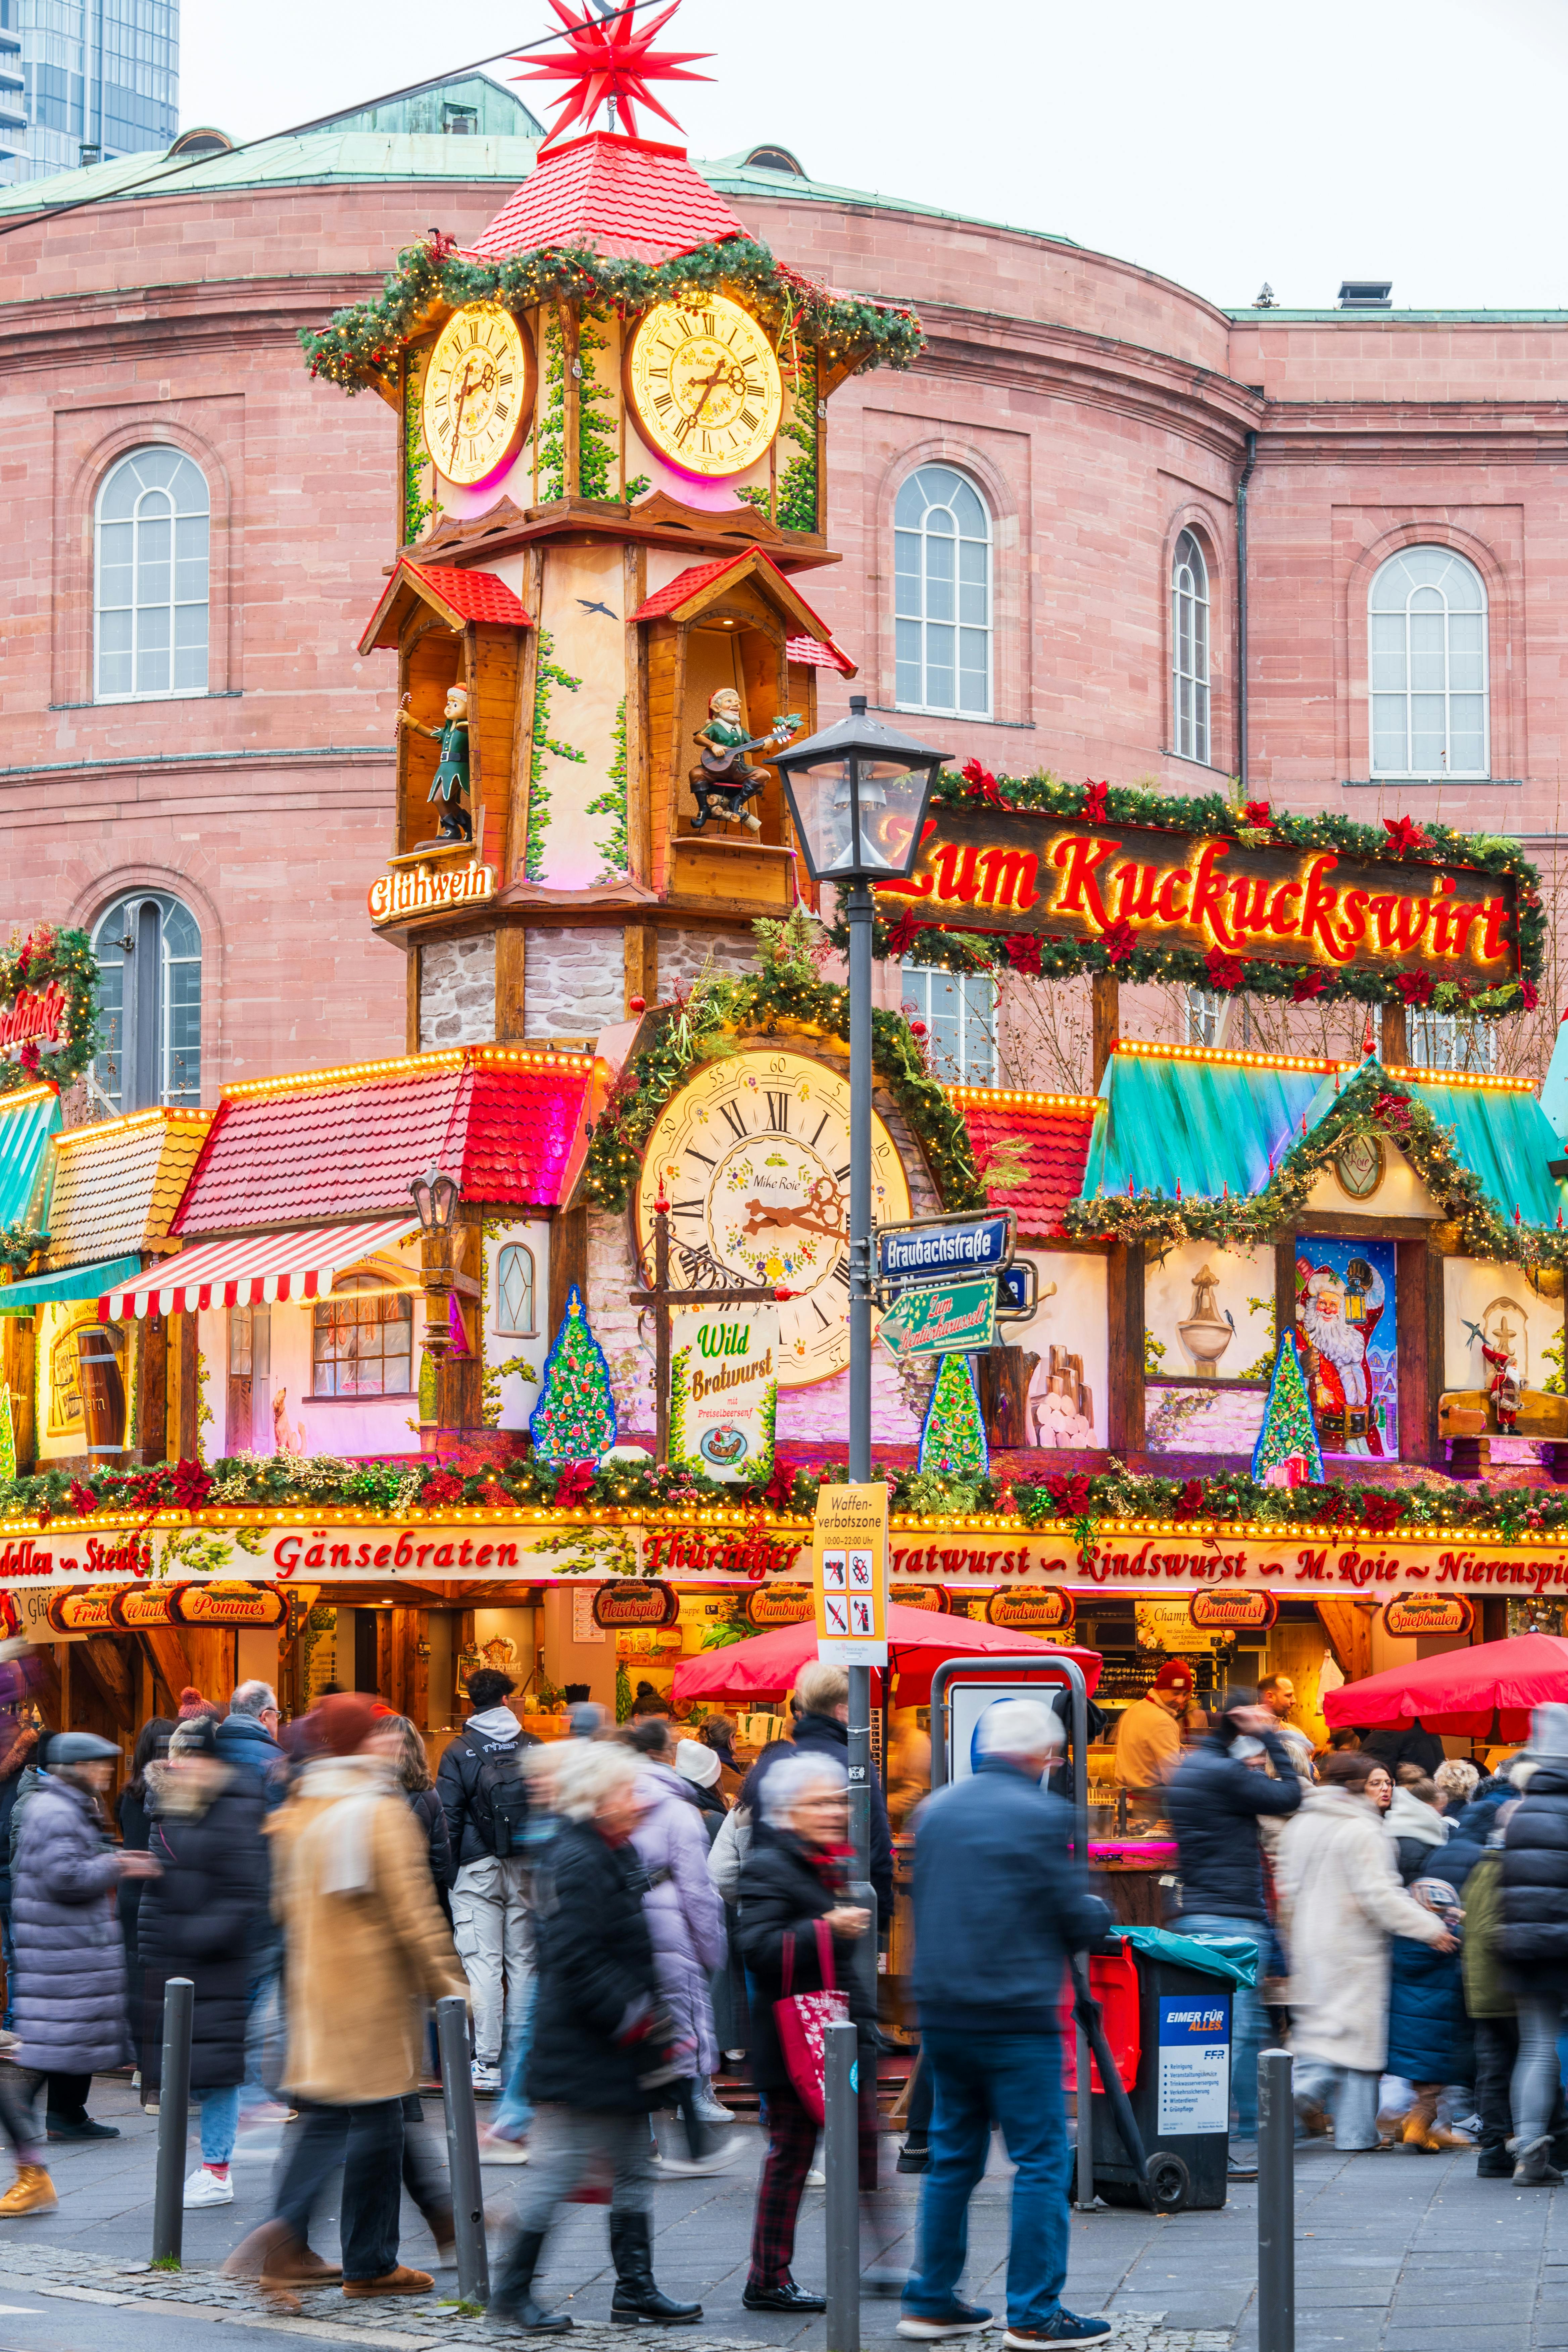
[1171,529,1211,765]
[1408,1008,1497,1075]
[91,890,202,1111]
[94,445,210,705]
[495,1241,538,1337]
[1186,987,1223,1049]
[1368,545,1490,780]
[901,963,999,1084]
[893,465,993,719]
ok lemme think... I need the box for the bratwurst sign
[878,806,1518,995]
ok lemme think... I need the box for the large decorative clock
[634,1049,912,1387]
[624,294,784,479]
[421,303,536,487]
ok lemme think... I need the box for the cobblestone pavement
[4,2082,1567,2352]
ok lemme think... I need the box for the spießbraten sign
[878,807,1516,991]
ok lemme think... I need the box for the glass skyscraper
[0,0,178,183]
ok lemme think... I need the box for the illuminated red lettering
[1187,840,1236,948]
[1300,856,1352,963]
[1048,833,1120,932]
[1266,878,1301,937]
[1156,866,1191,922]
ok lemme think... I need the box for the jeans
[198,2085,242,2167]
[0,1903,13,2033]
[905,2028,1071,2330]
[1293,2060,1380,2151]
[1170,1913,1264,2140]
[450,1857,532,2070]
[239,1948,282,2109]
[274,2099,405,2283]
[491,1974,537,2141]
[1512,1992,1567,2152]
[0,2067,47,2165]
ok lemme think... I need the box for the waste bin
[1063,1926,1250,2213]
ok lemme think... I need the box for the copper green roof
[1300,1063,1568,1229]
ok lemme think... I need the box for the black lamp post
[775,693,946,1893]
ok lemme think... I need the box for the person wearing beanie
[1112,1660,1196,1827]
[1164,1689,1306,2176]
[137,1714,268,2207]
[1500,1702,1568,2182]
[6,1730,161,2211]
[223,1691,468,2300]
[177,1687,223,1723]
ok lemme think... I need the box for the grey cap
[48,1732,120,1765]
[1531,1704,1568,1764]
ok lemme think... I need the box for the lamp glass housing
[775,697,946,884]
[411,1165,460,1231]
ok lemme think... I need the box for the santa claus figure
[1297,1258,1386,1455]
[1480,1335,1521,1432]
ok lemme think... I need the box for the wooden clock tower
[315,1,920,1051]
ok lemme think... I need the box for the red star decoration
[513,0,714,143]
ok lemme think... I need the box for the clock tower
[311,0,920,1054]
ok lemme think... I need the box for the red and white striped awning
[101,1217,421,1321]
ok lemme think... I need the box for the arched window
[312,1277,413,1399]
[91,891,202,1112]
[495,1242,537,1337]
[94,447,210,703]
[1369,546,1489,779]
[894,465,992,717]
[1171,529,1211,764]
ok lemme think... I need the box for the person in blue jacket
[900,1698,1112,2352]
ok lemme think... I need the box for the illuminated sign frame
[877,806,1519,1000]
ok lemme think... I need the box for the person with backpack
[436,1669,535,2093]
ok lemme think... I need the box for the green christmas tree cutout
[919,1354,988,1480]
[1251,1333,1324,1487]
[530,1284,618,1465]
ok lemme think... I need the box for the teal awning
[0,1089,60,1230]
[0,1253,141,1317]
[1078,1052,1326,1202]
[1298,1065,1568,1230]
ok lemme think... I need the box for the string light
[946,1084,1104,1115]
[224,1043,596,1100]
[52,1106,211,1149]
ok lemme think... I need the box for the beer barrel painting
[76,1328,126,1460]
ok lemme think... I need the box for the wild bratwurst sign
[878,806,1517,993]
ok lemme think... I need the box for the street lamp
[775,693,946,1905]
[410,1168,461,1454]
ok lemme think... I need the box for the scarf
[291,1754,397,1897]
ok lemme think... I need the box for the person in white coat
[1275,1749,1456,2150]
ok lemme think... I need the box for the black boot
[608,2212,701,2325]
[488,2230,572,2333]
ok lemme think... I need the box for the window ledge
[1345,776,1510,788]
[305,1391,416,1405]
[86,688,233,709]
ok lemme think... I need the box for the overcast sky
[181,0,1568,314]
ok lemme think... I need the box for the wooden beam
[81,1636,134,1732]
[1314,1599,1374,1685]
[137,1313,167,1465]
[549,1206,589,1336]
[1382,1001,1409,1068]
[182,1628,234,1707]
[1106,1239,1144,1455]
[1091,972,1119,1089]
[495,926,527,1044]
[140,1624,193,1711]
[624,542,650,886]
[3,1314,35,1474]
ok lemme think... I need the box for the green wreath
[0,924,100,1098]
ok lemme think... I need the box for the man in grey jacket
[10,1731,158,2167]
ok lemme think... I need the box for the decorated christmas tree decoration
[919,1354,988,1481]
[530,1284,619,1465]
[0,1383,14,1482]
[1252,1333,1324,1488]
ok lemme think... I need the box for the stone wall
[418,933,495,1048]
[657,926,761,998]
[524,928,626,1039]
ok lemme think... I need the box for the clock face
[634,1049,912,1388]
[421,303,535,487]
[625,295,784,479]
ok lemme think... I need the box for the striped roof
[0,1086,59,1232]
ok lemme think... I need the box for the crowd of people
[0,1650,1564,2349]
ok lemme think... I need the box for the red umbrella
[671,1601,1101,1711]
[1321,1630,1568,1743]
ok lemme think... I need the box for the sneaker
[805,2167,826,2188]
[1227,2140,1259,2179]
[478,2129,530,2166]
[692,2079,735,2124]
[184,2167,235,2208]
[898,2302,993,2340]
[1004,2317,1114,2350]
[471,2062,501,2095]
[648,2140,737,2177]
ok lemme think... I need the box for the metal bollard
[437,1995,490,2307]
[1257,2048,1294,2352]
[151,1976,194,2265]
[823,2018,860,2352]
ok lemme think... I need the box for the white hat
[674,1738,722,1789]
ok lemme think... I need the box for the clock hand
[676,356,743,442]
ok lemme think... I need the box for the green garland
[14,1439,1568,1548]
[580,916,985,1216]
[301,234,922,398]
[0,924,100,1097]
[526,629,586,883]
[842,767,1542,1014]
[1066,1056,1568,1273]
[588,697,629,882]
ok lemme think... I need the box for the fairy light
[946,1085,1104,1115]
[224,1043,595,1100]
[1115,1039,1345,1076]
[1383,1063,1536,1094]
[53,1106,210,1149]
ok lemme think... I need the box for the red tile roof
[404,565,532,627]
[629,549,842,650]
[463,131,746,265]
[951,1090,1101,1241]
[786,633,856,678]
[174,1051,595,1236]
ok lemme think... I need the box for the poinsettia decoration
[0,925,99,1098]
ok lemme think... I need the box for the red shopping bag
[772,1917,850,2124]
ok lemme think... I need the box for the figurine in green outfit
[398,685,473,841]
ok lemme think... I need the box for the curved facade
[3,131,1567,1099]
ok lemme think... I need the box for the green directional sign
[877,1274,998,1361]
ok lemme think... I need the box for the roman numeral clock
[624,295,784,477]
[633,1049,912,1385]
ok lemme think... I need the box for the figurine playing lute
[688,690,802,836]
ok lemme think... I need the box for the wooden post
[166,1311,199,1461]
[1394,1235,1436,1465]
[1105,1240,1144,1456]
[438,1212,484,1434]
[56,1642,72,1733]
[138,1313,168,1464]
[495,927,527,1043]
[624,543,650,885]
[4,1314,35,1474]
[1381,1001,1409,1069]
[1274,1232,1298,1377]
[560,303,581,498]
[1091,972,1119,1089]
[624,924,657,1017]
[549,1207,590,1342]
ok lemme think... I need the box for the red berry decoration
[628,995,646,1014]
[910,1019,928,1039]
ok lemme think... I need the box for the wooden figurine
[688,687,799,835]
[398,685,474,841]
